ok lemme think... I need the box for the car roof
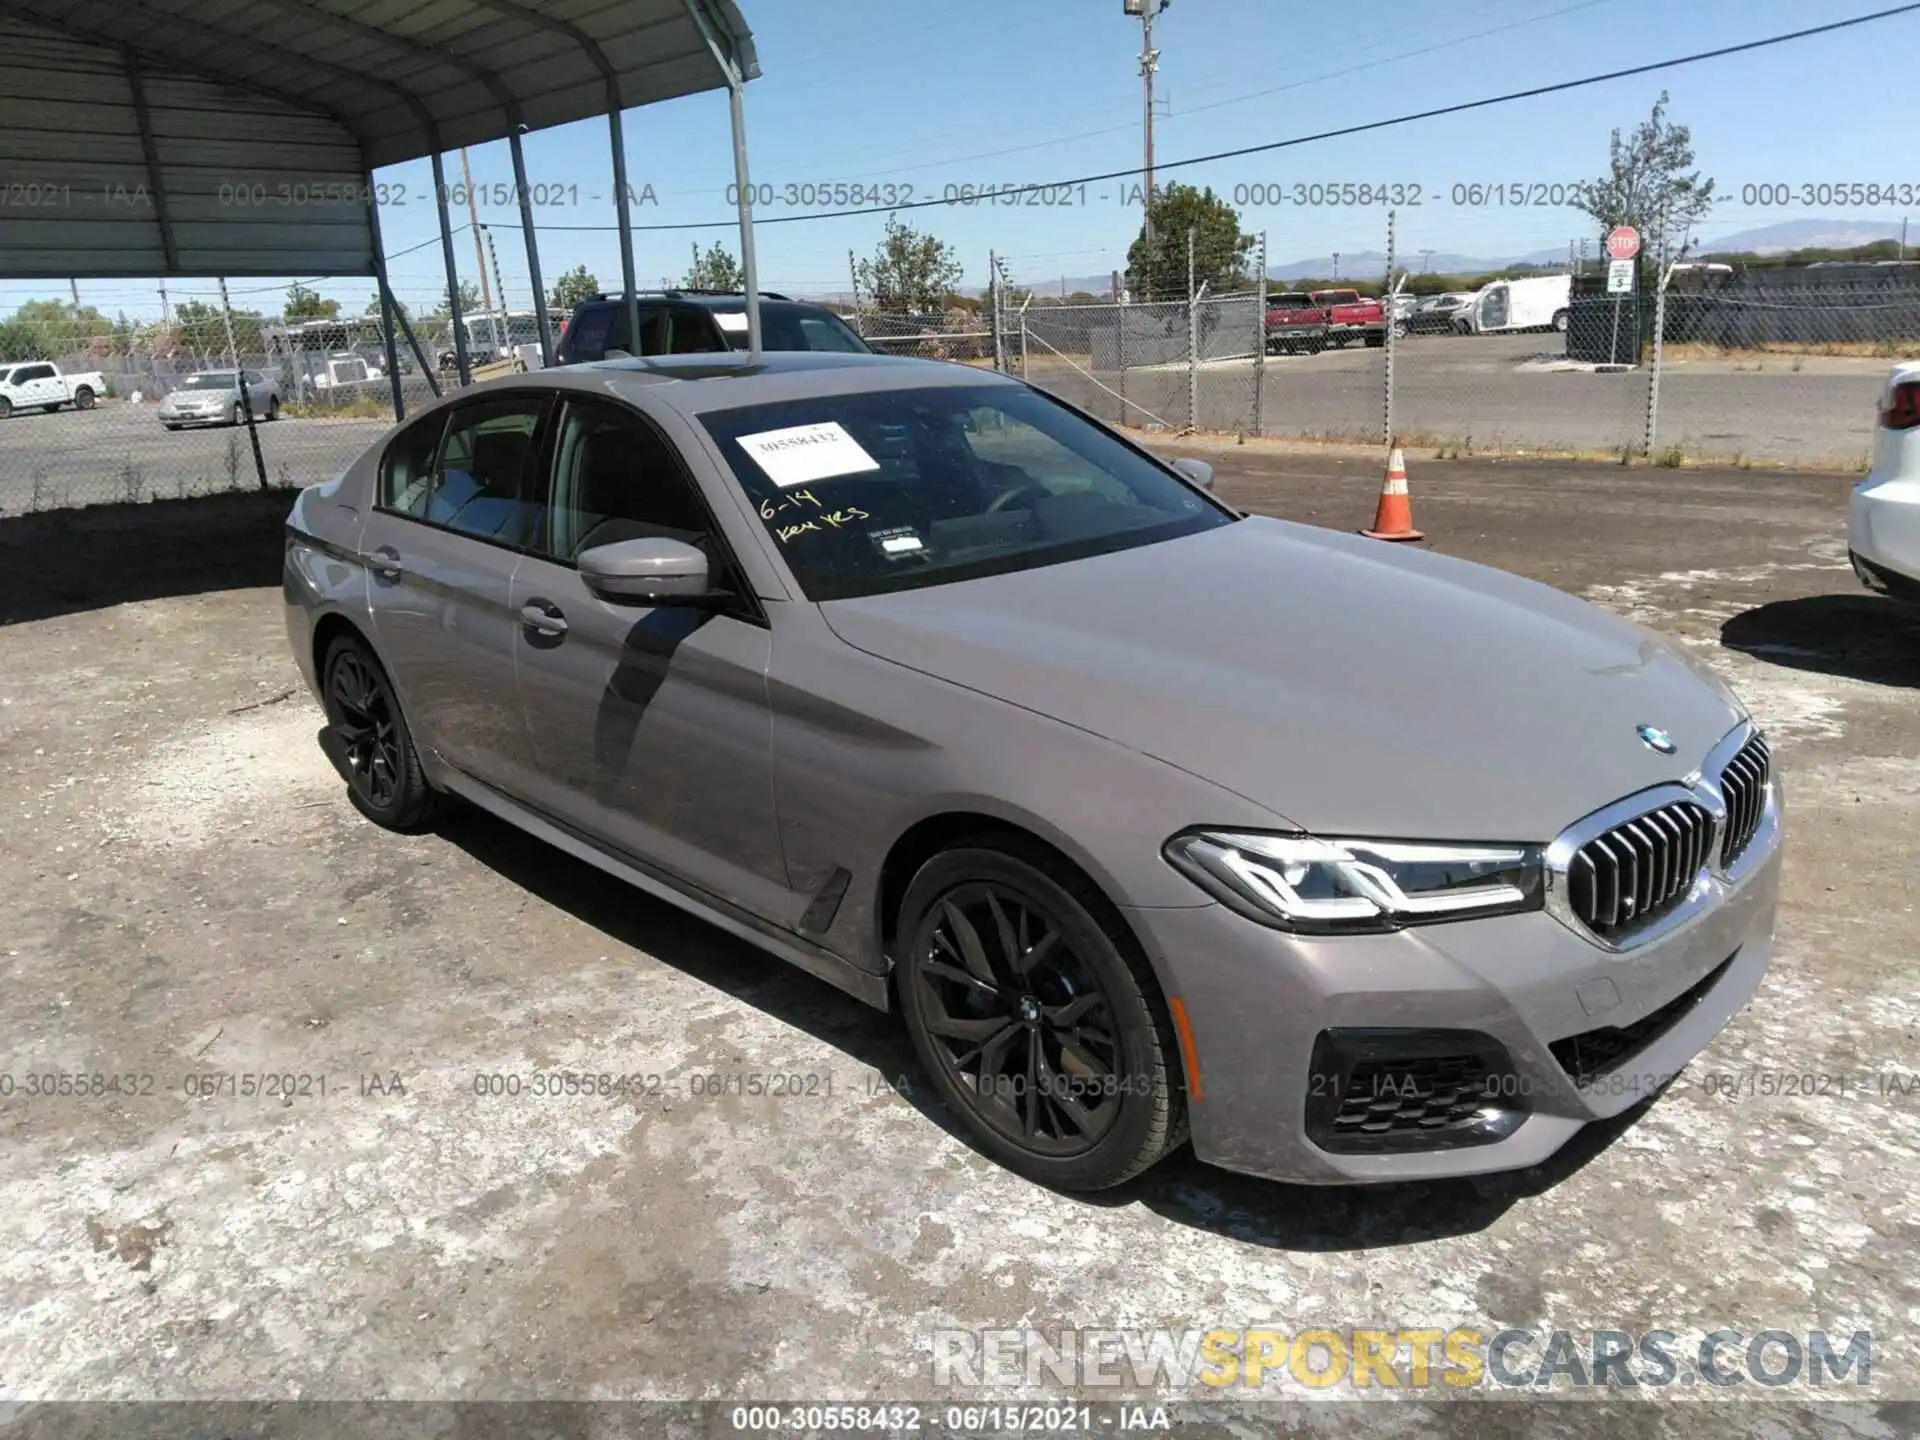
[440,351,1018,419]
[581,293,837,314]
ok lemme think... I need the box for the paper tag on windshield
[714,312,750,332]
[737,421,881,488]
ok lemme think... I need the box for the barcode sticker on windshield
[737,421,881,488]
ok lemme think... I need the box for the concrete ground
[0,404,387,514]
[0,450,1916,1430]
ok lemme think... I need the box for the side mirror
[1169,456,1214,492]
[577,537,724,606]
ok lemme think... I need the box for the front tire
[231,403,245,426]
[321,635,438,831]
[0,397,10,419]
[895,840,1186,1190]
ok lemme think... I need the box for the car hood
[819,517,1746,841]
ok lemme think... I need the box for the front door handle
[520,601,568,638]
[367,546,403,580]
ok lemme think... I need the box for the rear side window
[1271,293,1312,307]
[381,414,448,516]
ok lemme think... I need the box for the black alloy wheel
[897,843,1185,1189]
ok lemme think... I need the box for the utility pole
[483,225,512,359]
[158,281,172,332]
[1902,218,1910,262]
[1332,252,1341,281]
[70,279,81,310]
[217,276,238,370]
[1419,249,1433,274]
[460,148,502,354]
[1128,0,1167,244]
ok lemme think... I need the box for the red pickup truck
[1309,289,1387,347]
[1262,292,1329,355]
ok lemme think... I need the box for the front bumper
[159,408,234,426]
[1126,821,1780,1184]
[1849,470,1920,600]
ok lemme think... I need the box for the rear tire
[73,387,95,410]
[0,397,10,419]
[321,635,438,832]
[894,839,1186,1191]
[266,398,281,421]
[1552,309,1570,334]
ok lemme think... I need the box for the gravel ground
[0,449,1915,1435]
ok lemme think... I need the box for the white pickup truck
[0,361,106,418]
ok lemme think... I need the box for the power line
[521,3,1920,235]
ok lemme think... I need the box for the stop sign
[1605,226,1642,261]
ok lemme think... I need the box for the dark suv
[554,290,871,365]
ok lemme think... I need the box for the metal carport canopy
[0,0,759,279]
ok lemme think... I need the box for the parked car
[285,350,1780,1192]
[555,289,871,365]
[0,361,105,418]
[1310,289,1388,347]
[1262,292,1329,354]
[1849,361,1920,603]
[1407,292,1479,335]
[158,369,283,428]
[1472,274,1573,335]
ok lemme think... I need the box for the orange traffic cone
[1361,445,1424,541]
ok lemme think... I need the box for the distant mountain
[1688,218,1904,255]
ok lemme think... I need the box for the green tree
[434,279,483,318]
[7,297,113,355]
[284,282,339,320]
[171,299,265,361]
[1574,91,1717,255]
[363,293,412,323]
[0,318,48,361]
[1125,184,1254,300]
[856,216,964,313]
[682,243,741,292]
[549,264,601,312]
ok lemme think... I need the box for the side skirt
[437,769,891,1012]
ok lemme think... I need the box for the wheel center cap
[1017,996,1041,1023]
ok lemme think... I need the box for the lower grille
[1550,956,1734,1086]
[1306,1029,1523,1154]
[1718,733,1772,868]
[1567,799,1714,940]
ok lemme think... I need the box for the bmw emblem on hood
[1637,724,1677,755]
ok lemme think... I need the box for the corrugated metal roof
[0,0,757,278]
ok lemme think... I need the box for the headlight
[1165,830,1544,933]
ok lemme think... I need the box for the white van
[1470,274,1573,335]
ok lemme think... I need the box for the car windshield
[181,373,237,390]
[715,307,870,354]
[699,382,1235,602]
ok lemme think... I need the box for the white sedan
[1850,362,1920,603]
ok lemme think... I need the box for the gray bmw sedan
[284,351,1780,1191]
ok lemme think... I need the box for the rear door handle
[520,601,568,637]
[367,546,403,580]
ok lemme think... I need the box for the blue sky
[11,0,1912,321]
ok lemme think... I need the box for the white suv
[1850,361,1920,603]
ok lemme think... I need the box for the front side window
[541,399,712,563]
[699,383,1233,601]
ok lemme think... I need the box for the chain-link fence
[8,222,1912,518]
[987,216,1911,472]
[0,302,544,513]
